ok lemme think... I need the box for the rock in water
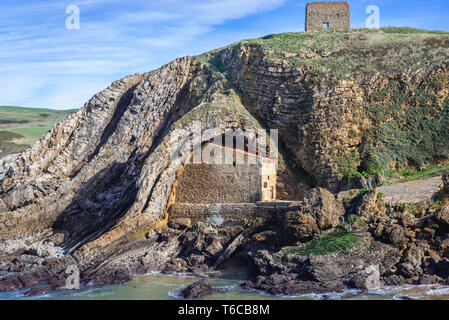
[180,279,222,299]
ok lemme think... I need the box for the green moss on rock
[286,230,360,256]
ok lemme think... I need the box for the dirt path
[378,175,444,204]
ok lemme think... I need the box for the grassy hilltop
[0,106,77,157]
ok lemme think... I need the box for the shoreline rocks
[180,279,224,299]
[1,186,449,297]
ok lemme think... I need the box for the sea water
[1,272,449,300]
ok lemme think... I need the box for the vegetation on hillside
[0,106,77,157]
[239,28,449,184]
[244,27,449,79]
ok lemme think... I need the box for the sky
[0,0,448,110]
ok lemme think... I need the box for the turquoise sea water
[1,272,449,300]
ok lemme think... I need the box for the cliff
[199,27,449,190]
[0,28,448,283]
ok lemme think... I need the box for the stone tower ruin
[305,1,350,32]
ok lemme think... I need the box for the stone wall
[306,1,350,31]
[175,164,263,204]
[169,203,276,226]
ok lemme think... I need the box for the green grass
[360,93,449,181]
[199,27,449,81]
[333,82,449,183]
[333,148,363,182]
[0,106,76,121]
[381,27,449,35]
[7,126,54,145]
[0,131,24,142]
[392,163,449,183]
[240,28,449,79]
[0,106,77,157]
[285,230,360,256]
[0,130,28,157]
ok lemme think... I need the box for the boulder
[402,244,424,268]
[401,212,417,228]
[279,211,319,244]
[245,242,285,276]
[382,274,406,286]
[356,189,386,224]
[398,262,421,278]
[435,206,449,226]
[245,234,401,294]
[278,188,344,244]
[398,244,424,279]
[242,277,344,296]
[302,188,345,230]
[383,224,407,246]
[180,279,222,299]
[348,274,371,290]
[168,218,192,230]
[417,274,442,285]
[303,240,400,288]
[163,258,188,273]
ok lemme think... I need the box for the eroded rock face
[356,189,387,224]
[204,33,449,192]
[0,57,267,270]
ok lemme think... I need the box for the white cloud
[0,75,45,106]
[189,0,285,25]
[0,0,286,109]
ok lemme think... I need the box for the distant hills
[0,106,77,157]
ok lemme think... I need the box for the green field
[0,106,77,158]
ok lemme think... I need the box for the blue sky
[1,0,448,110]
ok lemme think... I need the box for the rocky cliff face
[0,28,448,287]
[0,57,268,265]
[200,28,449,191]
